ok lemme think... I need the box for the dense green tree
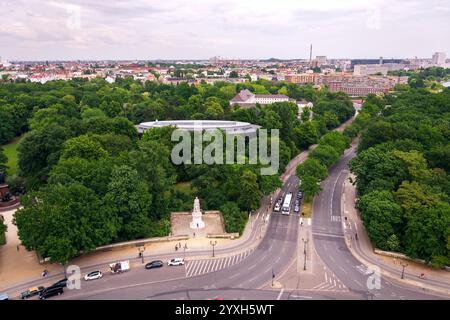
[293,122,319,149]
[61,135,108,160]
[220,202,247,234]
[104,165,153,240]
[237,170,262,211]
[300,175,321,197]
[0,147,7,172]
[17,124,73,182]
[14,183,120,264]
[310,144,340,168]
[357,190,403,250]
[296,158,328,181]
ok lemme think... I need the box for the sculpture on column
[190,197,205,229]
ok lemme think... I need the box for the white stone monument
[190,197,205,229]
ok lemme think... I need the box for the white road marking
[276,289,284,300]
[339,266,348,274]
[248,263,257,270]
[187,260,199,277]
[354,279,363,286]
[198,260,209,275]
[290,295,312,299]
[211,259,219,272]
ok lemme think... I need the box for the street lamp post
[302,237,308,271]
[400,262,408,279]
[271,268,275,287]
[210,240,217,258]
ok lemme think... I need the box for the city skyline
[1,0,450,61]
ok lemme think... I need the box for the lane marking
[290,295,312,299]
[276,289,284,300]
[248,263,257,270]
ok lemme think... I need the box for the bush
[0,216,7,245]
[220,202,248,235]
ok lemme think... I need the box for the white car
[168,258,185,266]
[84,270,103,281]
[274,203,281,212]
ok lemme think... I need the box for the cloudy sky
[1,0,449,60]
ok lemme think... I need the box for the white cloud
[0,0,449,60]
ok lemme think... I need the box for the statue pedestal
[190,196,205,229]
[190,217,205,229]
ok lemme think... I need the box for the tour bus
[281,192,293,215]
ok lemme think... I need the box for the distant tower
[309,44,313,67]
[379,56,383,65]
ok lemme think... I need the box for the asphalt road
[312,143,445,300]
[44,175,301,300]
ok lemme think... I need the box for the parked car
[39,286,64,299]
[84,270,103,281]
[0,293,9,300]
[145,260,164,269]
[297,191,303,199]
[273,202,281,212]
[168,258,185,266]
[20,286,45,299]
[294,205,300,213]
[51,278,68,288]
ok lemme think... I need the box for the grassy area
[174,181,196,194]
[1,136,21,176]
[301,195,313,218]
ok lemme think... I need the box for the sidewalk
[342,173,450,296]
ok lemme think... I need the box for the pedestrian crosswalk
[330,216,341,222]
[185,250,253,278]
[312,271,347,291]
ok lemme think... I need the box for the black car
[39,286,64,300]
[145,260,164,269]
[51,278,68,288]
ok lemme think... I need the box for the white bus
[281,192,292,215]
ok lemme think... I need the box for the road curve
[312,143,446,300]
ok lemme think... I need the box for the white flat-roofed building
[137,120,261,137]
[230,89,290,107]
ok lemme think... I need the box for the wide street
[45,143,447,300]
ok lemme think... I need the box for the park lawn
[1,136,22,176]
[175,181,192,193]
[301,195,313,218]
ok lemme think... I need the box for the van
[0,293,9,300]
[39,286,64,300]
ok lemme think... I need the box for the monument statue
[190,196,205,229]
